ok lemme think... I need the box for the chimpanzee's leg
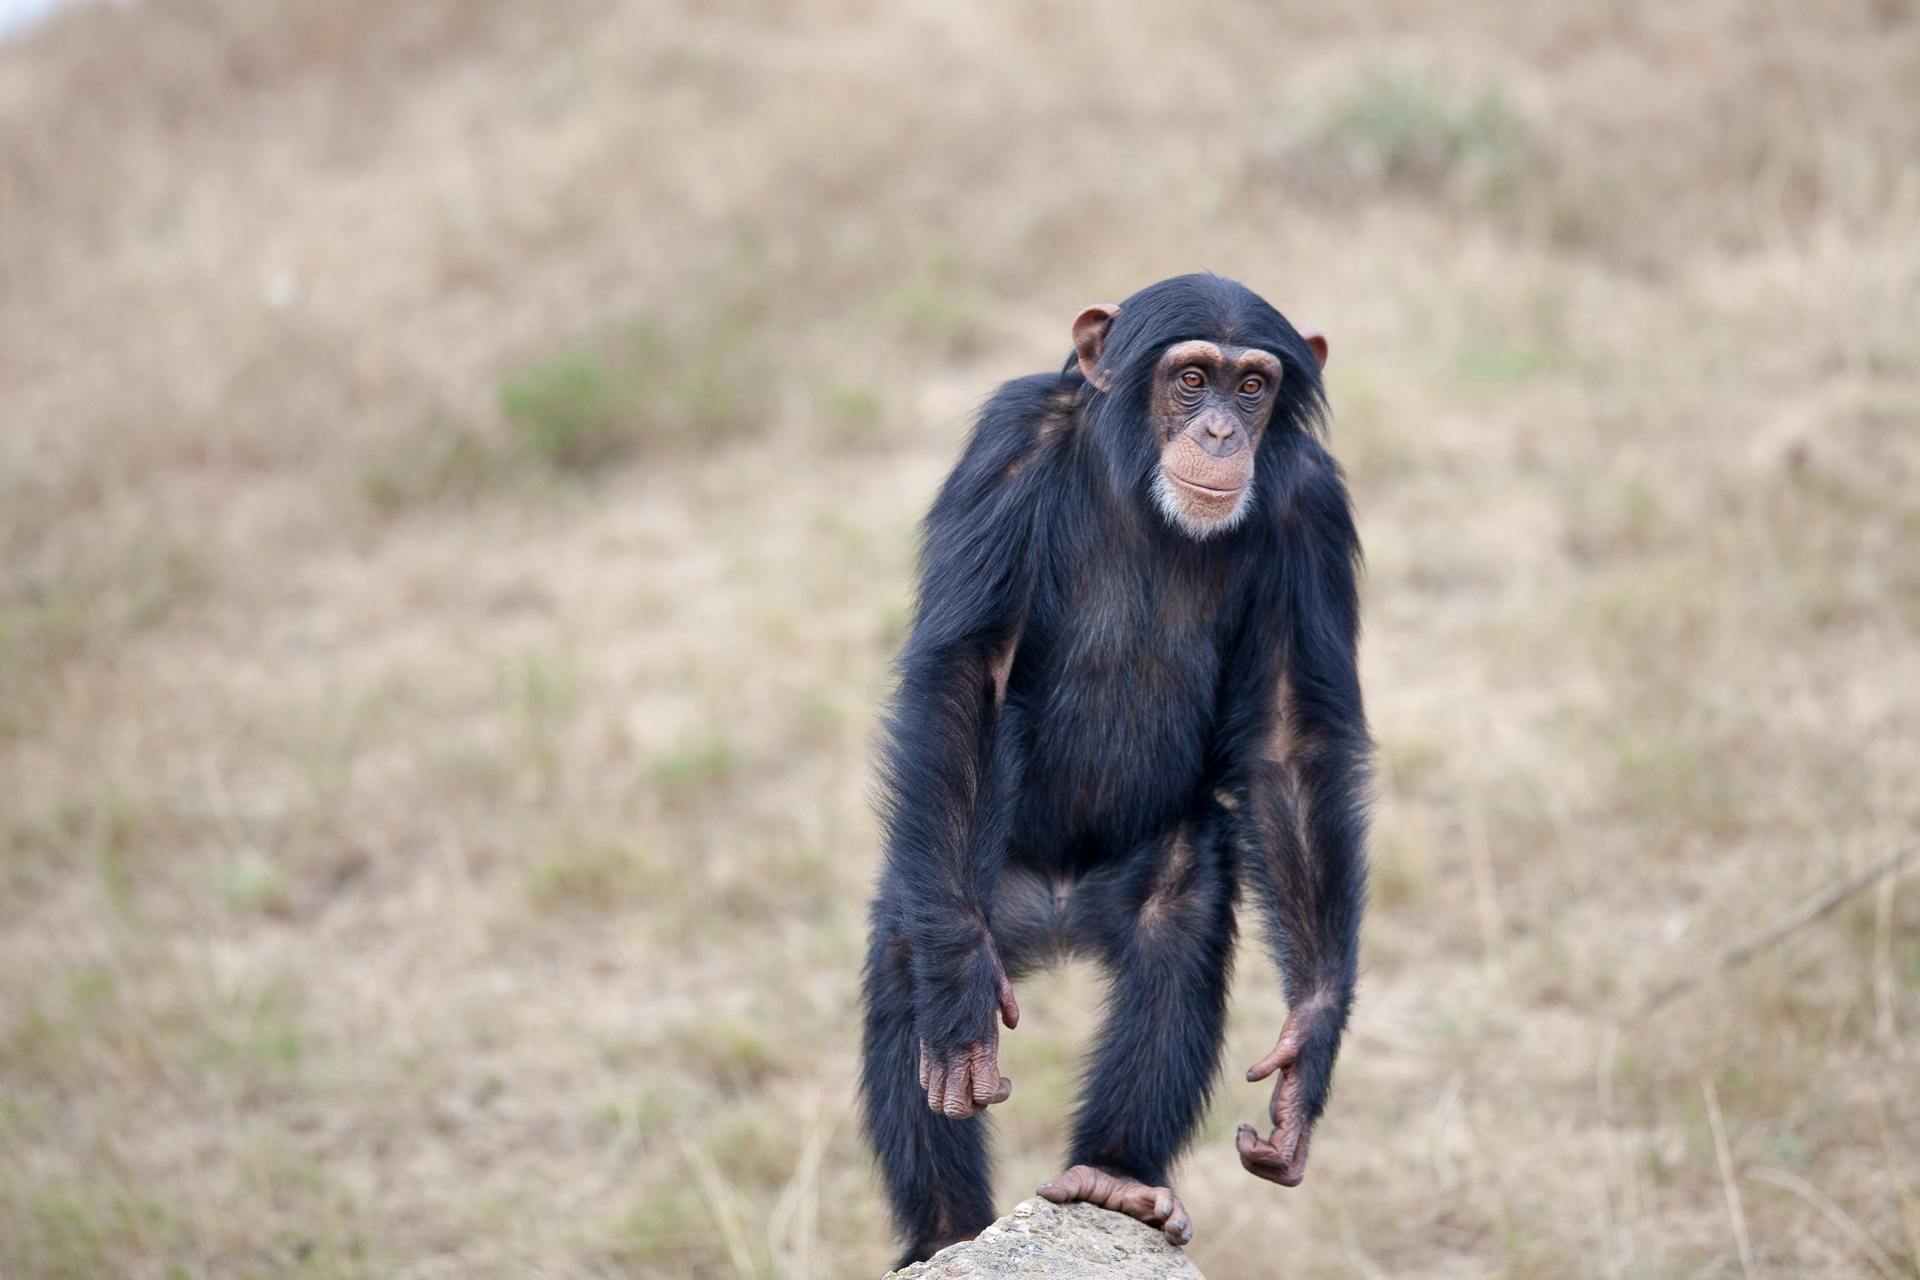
[862,701,1031,1267]
[860,920,995,1267]
[1043,818,1236,1245]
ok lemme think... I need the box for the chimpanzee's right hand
[914,935,1020,1119]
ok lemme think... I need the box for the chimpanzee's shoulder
[1261,437,1351,522]
[978,373,1079,459]
[919,376,1065,542]
[941,373,1079,499]
[980,370,1073,423]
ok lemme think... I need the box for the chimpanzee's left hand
[1237,1001,1342,1186]
[914,935,1020,1120]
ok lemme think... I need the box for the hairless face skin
[1073,304,1329,540]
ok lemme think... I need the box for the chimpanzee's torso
[999,493,1260,878]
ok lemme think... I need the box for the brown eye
[1240,376,1265,396]
[1179,369,1205,389]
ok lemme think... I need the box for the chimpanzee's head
[1069,274,1329,540]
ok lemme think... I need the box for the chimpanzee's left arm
[1224,456,1372,1187]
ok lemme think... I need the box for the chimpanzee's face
[1147,340,1282,539]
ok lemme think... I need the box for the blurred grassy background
[2,1,1917,1276]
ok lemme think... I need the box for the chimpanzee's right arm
[875,376,1057,1117]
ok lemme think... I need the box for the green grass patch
[526,842,647,912]
[499,315,770,474]
[617,1182,714,1268]
[0,1189,185,1280]
[647,735,738,792]
[1315,64,1532,202]
[360,413,509,516]
[1457,339,1559,385]
[1,786,155,910]
[210,854,294,918]
[813,381,888,446]
[502,350,625,471]
[883,279,992,359]
[504,651,579,727]
[200,977,306,1082]
[1606,730,1742,842]
[671,1016,779,1094]
[0,534,205,738]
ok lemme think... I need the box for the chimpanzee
[861,273,1370,1265]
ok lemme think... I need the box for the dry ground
[2,1,1918,1276]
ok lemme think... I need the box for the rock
[885,1199,1205,1279]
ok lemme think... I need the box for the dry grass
[2,0,1917,1276]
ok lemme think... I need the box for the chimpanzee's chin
[1153,470,1251,540]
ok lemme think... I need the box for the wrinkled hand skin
[1236,1005,1329,1187]
[1038,1164,1193,1246]
[918,947,1020,1119]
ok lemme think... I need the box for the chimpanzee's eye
[1179,369,1205,390]
[1240,376,1265,396]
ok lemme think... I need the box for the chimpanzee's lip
[1167,472,1244,498]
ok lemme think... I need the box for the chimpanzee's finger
[1275,1117,1301,1167]
[1285,1122,1312,1182]
[1246,1014,1304,1082]
[1268,1065,1304,1128]
[1270,1113,1311,1183]
[924,1059,948,1114]
[939,1059,968,1117]
[987,945,1020,1029]
[943,1056,982,1118]
[968,1044,1001,1105]
[1236,1123,1305,1186]
[1164,1199,1192,1245]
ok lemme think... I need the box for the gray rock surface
[886,1198,1205,1279]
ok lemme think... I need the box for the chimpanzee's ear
[1072,304,1121,390]
[1301,329,1329,371]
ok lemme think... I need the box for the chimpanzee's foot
[1037,1164,1193,1246]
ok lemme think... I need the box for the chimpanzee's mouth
[1167,473,1244,499]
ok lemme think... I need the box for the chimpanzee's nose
[1194,414,1242,458]
[1197,411,1241,456]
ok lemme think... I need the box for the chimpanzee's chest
[1008,566,1233,865]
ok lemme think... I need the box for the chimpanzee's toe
[1038,1164,1194,1246]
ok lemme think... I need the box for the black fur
[862,274,1371,1265]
